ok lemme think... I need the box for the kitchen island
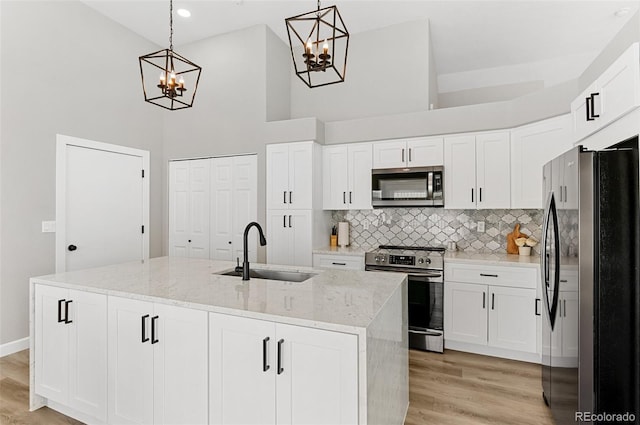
[29,256,408,425]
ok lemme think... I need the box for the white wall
[0,1,164,346]
[290,19,431,122]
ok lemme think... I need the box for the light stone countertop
[30,256,406,333]
[444,251,542,268]
[312,246,372,257]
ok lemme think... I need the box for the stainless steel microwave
[371,166,444,207]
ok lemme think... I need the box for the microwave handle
[427,171,434,200]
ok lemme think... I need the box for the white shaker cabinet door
[267,144,291,209]
[488,286,537,353]
[444,135,476,209]
[406,137,444,167]
[444,281,487,345]
[153,303,208,425]
[209,313,277,425]
[35,284,69,404]
[287,142,314,210]
[275,323,358,425]
[476,132,511,209]
[322,145,349,210]
[348,143,373,210]
[372,140,407,169]
[289,210,313,268]
[108,297,154,425]
[267,210,292,266]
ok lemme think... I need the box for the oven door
[408,274,444,352]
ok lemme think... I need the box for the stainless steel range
[365,245,445,353]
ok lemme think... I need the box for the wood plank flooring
[1,348,553,424]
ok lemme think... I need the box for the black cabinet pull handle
[288,215,292,228]
[564,300,567,318]
[141,314,149,343]
[263,337,270,372]
[479,187,482,202]
[409,148,412,162]
[332,262,347,266]
[535,298,541,316]
[289,191,292,204]
[64,300,73,324]
[590,93,600,118]
[277,338,284,375]
[401,148,405,163]
[283,191,287,204]
[560,279,568,283]
[283,215,286,228]
[58,299,65,323]
[480,273,498,278]
[471,188,474,202]
[151,315,159,344]
[349,192,352,203]
[586,96,593,121]
[482,292,486,309]
[343,192,346,204]
[491,293,495,310]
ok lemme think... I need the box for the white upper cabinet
[444,135,476,209]
[445,132,510,209]
[511,115,573,209]
[323,143,372,210]
[372,137,444,169]
[476,132,511,209]
[266,142,315,210]
[571,42,640,142]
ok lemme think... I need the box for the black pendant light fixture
[285,0,349,88]
[139,0,201,110]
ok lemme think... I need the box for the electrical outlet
[477,221,485,233]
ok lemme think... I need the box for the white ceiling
[83,0,639,90]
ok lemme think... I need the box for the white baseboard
[445,340,541,364]
[0,337,29,357]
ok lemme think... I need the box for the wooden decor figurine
[506,223,528,254]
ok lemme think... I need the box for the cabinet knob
[228,241,232,245]
[67,244,77,251]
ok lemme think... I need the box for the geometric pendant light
[139,0,202,110]
[285,0,349,88]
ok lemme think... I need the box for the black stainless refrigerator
[541,138,640,425]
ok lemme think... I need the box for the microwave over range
[371,166,444,207]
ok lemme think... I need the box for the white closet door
[188,159,210,258]
[169,161,190,257]
[210,157,234,261]
[232,155,258,262]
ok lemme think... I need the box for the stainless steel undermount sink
[216,268,317,283]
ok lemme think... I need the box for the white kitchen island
[29,256,408,425]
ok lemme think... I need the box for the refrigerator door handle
[541,191,561,329]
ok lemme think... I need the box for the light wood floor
[1,349,553,424]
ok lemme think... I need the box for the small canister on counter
[447,241,457,251]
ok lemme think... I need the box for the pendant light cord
[169,0,174,52]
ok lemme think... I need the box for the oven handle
[365,266,442,279]
[408,329,443,337]
[408,273,442,279]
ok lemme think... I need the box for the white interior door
[187,159,210,258]
[168,161,190,257]
[210,157,234,260]
[231,155,258,262]
[56,135,149,272]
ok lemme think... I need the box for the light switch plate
[477,221,485,233]
[42,221,56,233]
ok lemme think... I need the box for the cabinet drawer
[313,254,364,270]
[445,262,537,289]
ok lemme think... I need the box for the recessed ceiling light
[177,8,191,18]
[615,7,631,17]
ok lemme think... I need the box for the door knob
[228,241,232,244]
[67,244,77,251]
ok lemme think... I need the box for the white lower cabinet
[444,263,540,361]
[34,284,107,422]
[209,313,359,425]
[267,209,313,266]
[108,296,208,425]
[312,253,364,270]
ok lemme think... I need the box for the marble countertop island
[30,256,406,333]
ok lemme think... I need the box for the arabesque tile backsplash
[331,208,544,254]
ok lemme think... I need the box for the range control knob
[418,258,425,264]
